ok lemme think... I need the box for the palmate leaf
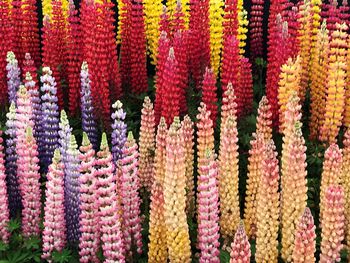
[52,248,73,263]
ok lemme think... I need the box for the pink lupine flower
[120,132,143,256]
[42,149,66,261]
[230,222,251,263]
[95,133,125,262]
[0,131,10,243]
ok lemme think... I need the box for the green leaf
[0,241,9,252]
[219,249,230,263]
[52,249,73,263]
[7,219,20,233]
[23,236,40,250]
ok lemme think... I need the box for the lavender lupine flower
[111,100,127,164]
[6,51,21,104]
[40,67,59,173]
[5,102,22,217]
[24,72,41,140]
[80,61,98,150]
[65,135,81,244]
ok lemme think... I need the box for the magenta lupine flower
[80,62,98,150]
[42,149,66,261]
[78,132,100,263]
[6,51,21,104]
[111,100,127,164]
[230,222,251,263]
[120,132,143,256]
[5,102,22,217]
[0,131,10,243]
[40,66,59,172]
[197,149,220,263]
[65,135,81,244]
[20,127,41,238]
[95,133,125,262]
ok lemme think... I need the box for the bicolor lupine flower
[78,133,99,263]
[0,131,10,243]
[6,51,21,104]
[320,185,345,263]
[230,222,251,263]
[255,140,280,263]
[181,115,195,216]
[280,93,308,262]
[201,68,218,127]
[139,97,156,190]
[164,117,191,262]
[120,132,143,256]
[320,144,342,224]
[218,113,240,241]
[80,61,98,150]
[342,129,350,245]
[197,149,220,262]
[40,66,59,173]
[244,96,272,238]
[42,149,66,261]
[292,207,316,263]
[148,117,168,262]
[96,133,125,262]
[167,0,190,28]
[5,103,21,217]
[20,127,41,238]
[319,23,348,144]
[65,135,81,244]
[111,100,127,164]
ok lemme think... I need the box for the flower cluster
[201,68,218,127]
[230,223,251,263]
[111,100,127,164]
[0,131,10,243]
[6,51,21,104]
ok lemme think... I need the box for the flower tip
[18,85,27,95]
[81,61,88,71]
[69,134,77,148]
[6,51,16,63]
[82,132,91,146]
[128,131,134,141]
[26,126,33,138]
[60,109,68,124]
[112,100,123,109]
[100,132,108,149]
[53,148,61,162]
[42,66,52,76]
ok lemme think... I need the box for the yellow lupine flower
[166,0,189,29]
[237,8,248,54]
[319,23,348,144]
[116,0,124,44]
[309,21,329,139]
[208,0,224,76]
[42,0,69,20]
[144,0,162,64]
[343,36,350,127]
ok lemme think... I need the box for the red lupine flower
[120,0,132,87]
[222,0,239,42]
[169,1,186,38]
[249,0,264,60]
[160,5,170,36]
[22,53,37,88]
[285,5,300,58]
[10,0,23,67]
[237,57,253,117]
[321,0,341,36]
[221,36,240,95]
[201,67,218,127]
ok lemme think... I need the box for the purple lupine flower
[24,72,41,141]
[111,100,127,164]
[5,102,22,218]
[80,61,98,150]
[40,67,59,173]
[65,134,81,244]
[59,110,72,167]
[6,51,21,104]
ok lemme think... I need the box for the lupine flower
[96,133,125,262]
[218,108,240,239]
[42,0,69,20]
[201,68,218,127]
[320,185,345,263]
[320,144,342,224]
[319,23,348,144]
[285,5,300,57]
[170,2,185,37]
[159,5,170,35]
[154,32,170,124]
[208,0,223,76]
[236,57,253,117]
[143,0,162,64]
[222,0,238,42]
[120,132,143,256]
[255,140,280,263]
[344,30,350,128]
[309,21,329,139]
[244,96,272,238]
[292,208,316,263]
[59,110,72,172]
[67,0,82,115]
[167,0,190,29]
[321,0,342,35]
[181,115,195,216]
[22,53,37,86]
[111,100,127,164]
[40,66,59,173]
[80,61,98,150]
[10,0,23,68]
[5,103,21,217]
[221,82,236,125]
[78,132,99,263]
[280,94,308,262]
[164,117,191,262]
[139,97,156,190]
[342,129,350,245]
[339,0,350,25]
[65,135,81,244]
[0,131,10,243]
[197,149,220,262]
[230,222,251,263]
[148,117,168,262]
[42,149,66,261]
[20,127,41,238]
[237,8,248,55]
[249,0,264,60]
[278,57,301,130]
[0,0,12,105]
[6,51,21,105]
